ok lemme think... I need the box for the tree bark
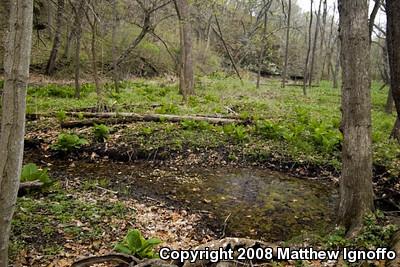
[386,0,400,141]
[0,0,33,266]
[0,0,10,70]
[281,0,291,88]
[174,0,195,102]
[337,0,374,235]
[45,0,64,75]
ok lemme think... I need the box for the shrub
[20,163,51,185]
[114,229,162,259]
[93,124,110,142]
[52,133,88,152]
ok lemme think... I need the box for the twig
[220,213,231,238]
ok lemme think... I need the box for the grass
[24,76,400,175]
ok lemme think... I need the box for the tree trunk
[337,0,374,236]
[63,25,74,61]
[257,1,272,89]
[316,0,327,83]
[386,87,394,114]
[386,0,400,141]
[73,0,85,99]
[45,0,64,75]
[90,20,103,110]
[174,0,195,102]
[332,40,340,89]
[309,0,322,87]
[303,0,313,95]
[111,0,119,93]
[0,1,33,266]
[281,0,291,88]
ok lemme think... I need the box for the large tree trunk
[281,0,291,88]
[174,0,195,102]
[386,0,400,141]
[0,1,33,266]
[337,0,374,236]
[45,0,64,75]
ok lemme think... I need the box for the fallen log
[61,112,245,128]
[18,181,44,196]
[19,181,44,191]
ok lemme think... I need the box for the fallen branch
[71,253,177,267]
[60,112,245,128]
[19,181,44,191]
[71,253,139,267]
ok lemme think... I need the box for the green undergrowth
[10,184,132,260]
[25,77,400,175]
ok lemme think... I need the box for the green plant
[156,103,179,114]
[114,229,162,259]
[324,212,398,250]
[20,163,51,185]
[56,110,67,123]
[52,133,88,152]
[223,124,248,142]
[93,124,110,142]
[77,112,84,120]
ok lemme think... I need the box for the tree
[0,0,10,70]
[281,0,292,88]
[303,0,313,95]
[308,0,322,87]
[386,0,400,141]
[69,0,86,99]
[85,0,104,110]
[45,0,64,75]
[111,0,120,93]
[174,0,195,102]
[0,0,34,266]
[337,0,374,235]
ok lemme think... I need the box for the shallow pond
[48,160,338,242]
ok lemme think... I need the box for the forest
[0,0,399,266]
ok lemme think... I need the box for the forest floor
[7,74,400,266]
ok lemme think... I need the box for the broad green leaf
[126,229,143,251]
[114,244,132,255]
